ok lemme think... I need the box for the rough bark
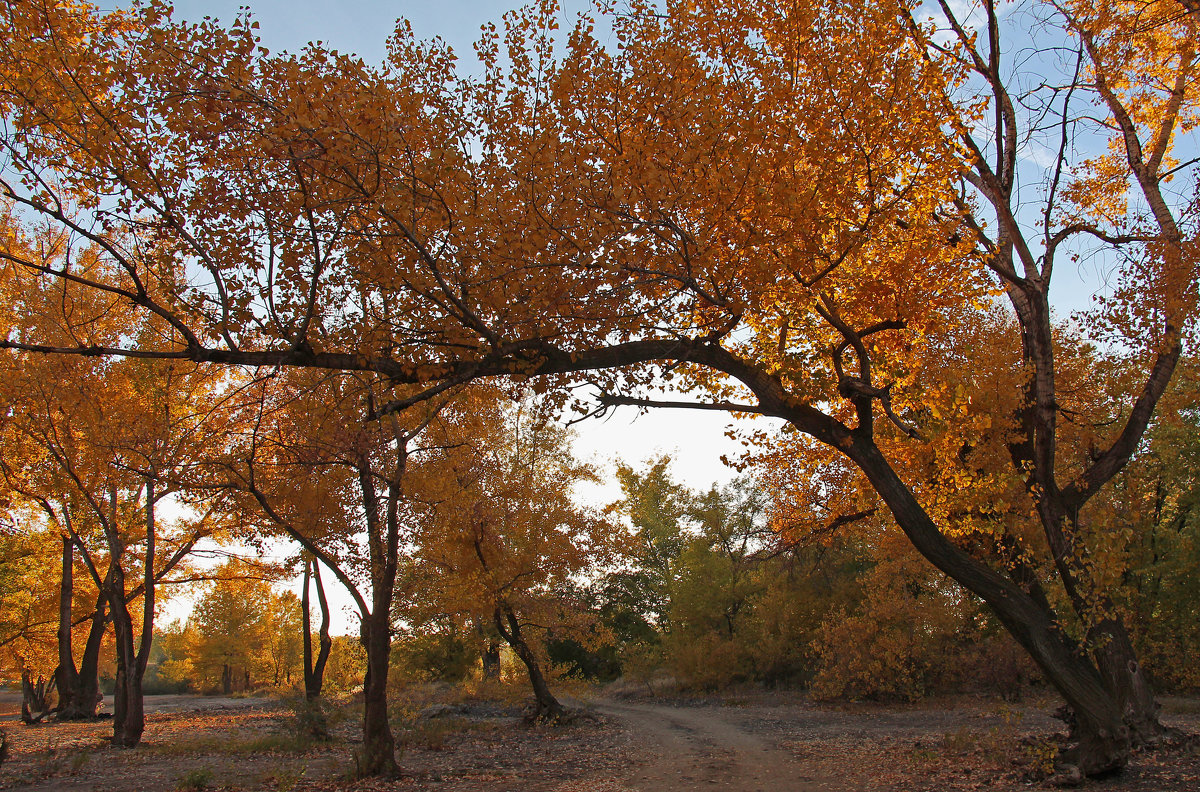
[53,535,81,720]
[494,604,563,721]
[358,611,397,777]
[1092,619,1166,745]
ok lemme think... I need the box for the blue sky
[154,1,748,631]
[162,0,746,494]
[169,1,591,68]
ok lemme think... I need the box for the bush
[175,768,214,792]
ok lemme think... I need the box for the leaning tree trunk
[75,592,108,719]
[494,604,563,721]
[850,438,1130,775]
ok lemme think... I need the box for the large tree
[213,370,473,775]
[1,0,1196,775]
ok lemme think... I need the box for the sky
[164,0,750,490]
[150,0,1140,633]
[169,1,593,67]
[157,1,756,632]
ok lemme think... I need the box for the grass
[399,716,492,752]
[147,733,317,757]
[175,767,215,791]
[1162,696,1200,716]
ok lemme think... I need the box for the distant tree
[186,562,300,693]
[407,394,619,719]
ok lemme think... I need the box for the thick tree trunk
[55,578,107,719]
[76,593,107,718]
[850,438,1130,775]
[1091,618,1164,745]
[494,605,563,721]
[53,535,81,720]
[358,612,397,777]
[107,477,158,748]
[108,589,145,747]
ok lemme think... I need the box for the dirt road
[591,699,846,792]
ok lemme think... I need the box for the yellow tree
[185,560,300,692]
[403,392,618,719]
[2,0,1196,776]
[210,369,478,774]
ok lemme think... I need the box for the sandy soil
[591,698,840,791]
[0,690,1197,791]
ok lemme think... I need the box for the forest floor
[0,687,1198,791]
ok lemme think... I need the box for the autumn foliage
[0,0,1198,781]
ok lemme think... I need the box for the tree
[0,346,230,740]
[185,562,300,692]
[300,555,333,699]
[2,0,1196,775]
[213,370,471,775]
[610,456,692,632]
[403,393,618,719]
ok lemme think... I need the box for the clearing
[0,690,1198,791]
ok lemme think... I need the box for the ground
[0,689,1197,791]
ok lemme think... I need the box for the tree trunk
[357,611,397,777]
[20,671,54,724]
[77,592,107,719]
[108,586,144,747]
[849,438,1130,775]
[482,639,502,681]
[1091,618,1165,745]
[302,558,332,700]
[494,605,563,721]
[55,588,107,720]
[53,535,81,720]
[106,478,158,748]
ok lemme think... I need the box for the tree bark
[494,604,563,721]
[107,477,158,748]
[20,671,54,724]
[108,569,145,747]
[482,639,502,681]
[53,538,108,721]
[1091,618,1164,745]
[848,437,1129,775]
[53,534,81,720]
[358,610,397,776]
[302,558,332,700]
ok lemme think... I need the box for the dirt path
[592,699,847,792]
